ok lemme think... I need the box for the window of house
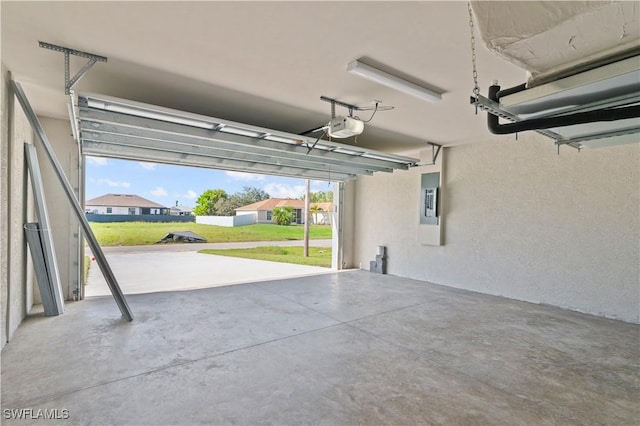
[128,208,136,215]
[267,211,272,221]
[106,207,112,214]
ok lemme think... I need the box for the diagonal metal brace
[39,41,107,95]
[414,142,442,167]
[428,142,442,164]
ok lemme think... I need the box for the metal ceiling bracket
[39,41,107,95]
[414,142,442,167]
[554,126,640,146]
[429,142,442,164]
[321,96,360,116]
[320,96,394,114]
[472,94,640,149]
[470,94,582,150]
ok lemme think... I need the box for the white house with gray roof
[85,194,167,215]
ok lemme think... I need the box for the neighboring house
[310,202,333,225]
[235,198,333,225]
[169,205,193,216]
[236,198,305,224]
[85,194,167,215]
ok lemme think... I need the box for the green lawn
[199,246,332,268]
[90,222,332,246]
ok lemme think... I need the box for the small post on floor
[303,179,310,257]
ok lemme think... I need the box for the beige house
[235,199,333,225]
[235,198,305,224]
[310,202,333,225]
[85,194,167,215]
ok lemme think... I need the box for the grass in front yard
[90,222,332,246]
[198,246,332,268]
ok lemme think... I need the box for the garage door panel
[82,142,357,181]
[81,125,386,175]
[78,94,418,181]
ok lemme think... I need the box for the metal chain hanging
[468,2,481,105]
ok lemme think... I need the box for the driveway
[87,239,333,255]
[85,240,333,297]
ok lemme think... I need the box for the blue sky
[85,157,333,207]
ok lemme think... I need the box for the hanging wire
[359,102,379,123]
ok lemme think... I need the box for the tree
[309,204,323,224]
[210,186,271,216]
[271,206,294,225]
[214,197,238,216]
[237,186,270,205]
[302,190,333,203]
[193,189,228,216]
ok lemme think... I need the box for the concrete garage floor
[1,271,638,425]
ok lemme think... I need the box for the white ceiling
[0,1,627,155]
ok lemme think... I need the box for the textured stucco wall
[1,64,8,347]
[1,67,36,348]
[353,134,640,323]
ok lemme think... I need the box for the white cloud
[86,156,108,166]
[138,162,157,171]
[91,178,131,188]
[225,171,265,181]
[264,183,306,199]
[150,187,168,197]
[311,180,332,190]
[177,190,198,200]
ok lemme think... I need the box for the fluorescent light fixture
[346,60,442,103]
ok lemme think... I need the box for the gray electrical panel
[420,172,440,225]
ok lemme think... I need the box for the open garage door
[77,93,418,280]
[77,93,418,181]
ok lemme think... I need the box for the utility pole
[303,179,310,257]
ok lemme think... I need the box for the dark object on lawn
[158,231,207,244]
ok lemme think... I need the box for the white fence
[196,214,256,227]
